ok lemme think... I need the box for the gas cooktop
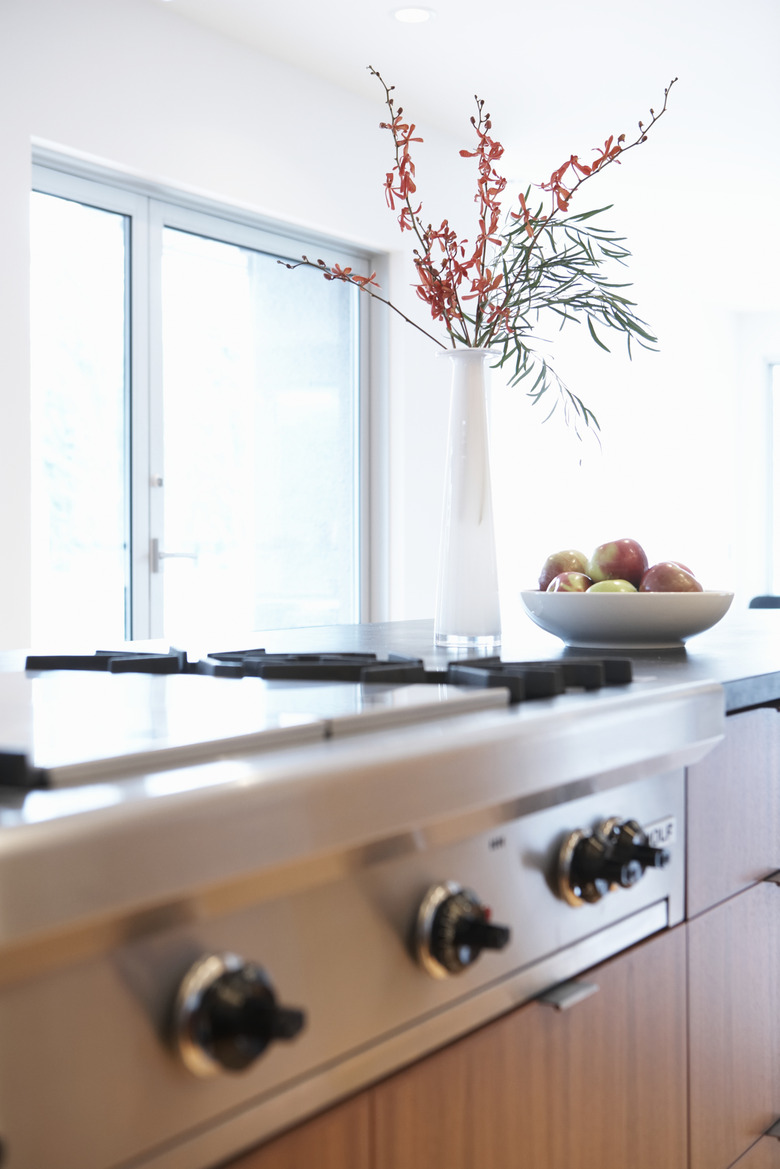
[0,622,726,1169]
[1,645,634,790]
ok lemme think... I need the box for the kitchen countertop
[235,606,780,713]
[2,603,779,712]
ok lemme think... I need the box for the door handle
[538,979,600,1011]
[150,538,199,574]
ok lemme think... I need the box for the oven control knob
[558,820,671,907]
[415,881,511,978]
[173,953,305,1076]
[607,818,671,873]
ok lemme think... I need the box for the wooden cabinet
[219,1093,370,1169]
[730,1138,780,1168]
[688,876,780,1169]
[221,928,686,1169]
[371,926,687,1169]
[686,706,780,1169]
[687,707,780,917]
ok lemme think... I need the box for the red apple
[538,549,589,591]
[547,571,592,592]
[588,538,649,588]
[639,562,703,592]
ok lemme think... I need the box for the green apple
[538,549,589,591]
[587,579,637,593]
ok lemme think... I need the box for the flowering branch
[283,70,677,432]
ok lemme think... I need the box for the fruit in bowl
[639,562,702,592]
[588,538,648,588]
[527,537,732,646]
[538,550,590,591]
[588,579,637,593]
[537,540,706,594]
[547,571,592,592]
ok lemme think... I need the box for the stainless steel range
[0,624,724,1169]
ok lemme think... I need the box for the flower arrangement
[284,69,676,431]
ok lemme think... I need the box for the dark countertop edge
[723,674,780,713]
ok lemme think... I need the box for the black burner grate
[25,650,188,675]
[24,648,632,701]
[200,650,428,684]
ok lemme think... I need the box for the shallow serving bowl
[520,589,735,648]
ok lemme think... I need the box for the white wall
[1,0,779,649]
[490,28,780,608]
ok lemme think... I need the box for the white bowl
[520,589,734,648]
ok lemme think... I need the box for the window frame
[771,361,780,593]
[31,156,374,639]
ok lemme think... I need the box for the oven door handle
[537,979,600,1011]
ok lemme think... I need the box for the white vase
[434,348,501,649]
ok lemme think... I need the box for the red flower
[324,264,379,290]
[591,134,626,170]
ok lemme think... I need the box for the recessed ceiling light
[392,7,436,23]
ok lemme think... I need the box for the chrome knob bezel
[416,880,476,979]
[172,951,244,1077]
[557,828,590,906]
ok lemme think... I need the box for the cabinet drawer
[218,1093,370,1169]
[371,926,687,1169]
[688,881,780,1169]
[688,707,780,917]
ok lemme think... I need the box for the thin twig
[278,258,447,349]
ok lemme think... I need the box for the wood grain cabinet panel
[687,707,780,918]
[688,881,780,1169]
[218,1093,370,1169]
[370,926,687,1169]
[730,1138,780,1168]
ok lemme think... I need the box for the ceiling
[155,0,723,156]
[153,0,778,237]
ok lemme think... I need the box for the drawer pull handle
[538,980,599,1011]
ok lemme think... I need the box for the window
[30,184,131,644]
[30,165,369,644]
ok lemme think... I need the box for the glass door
[150,211,363,641]
[31,167,368,647]
[29,184,135,646]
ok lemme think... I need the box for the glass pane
[160,227,360,639]
[30,192,128,645]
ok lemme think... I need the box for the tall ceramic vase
[434,348,501,649]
